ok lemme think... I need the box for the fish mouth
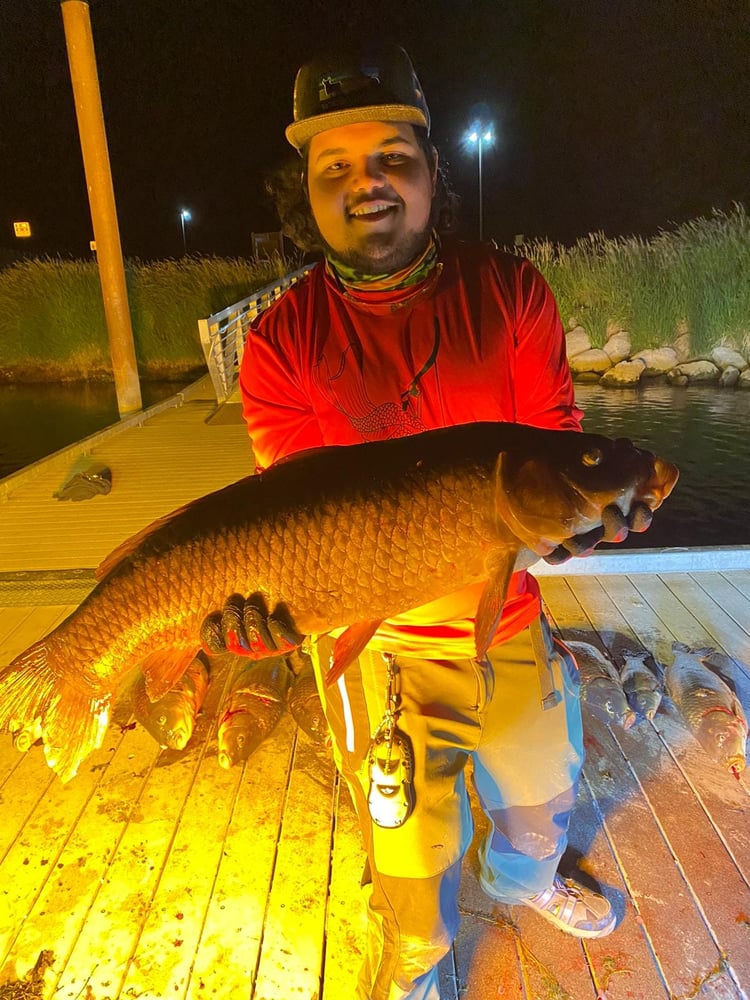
[167,726,190,750]
[641,458,680,508]
[557,454,680,532]
[727,755,746,775]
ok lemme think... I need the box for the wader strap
[530,614,562,711]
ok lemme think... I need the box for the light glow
[463,119,495,241]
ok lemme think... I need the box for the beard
[313,186,434,275]
[321,224,433,276]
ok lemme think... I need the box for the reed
[0,254,294,381]
[2,206,747,380]
[517,203,750,355]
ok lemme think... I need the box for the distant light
[180,208,191,222]
[464,124,494,148]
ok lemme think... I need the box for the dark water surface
[576,383,750,550]
[1,381,748,549]
[0,380,194,480]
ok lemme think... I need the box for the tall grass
[517,203,750,355]
[0,254,295,380]
[2,206,748,380]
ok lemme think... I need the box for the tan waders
[311,613,584,1000]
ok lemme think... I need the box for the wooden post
[60,0,142,415]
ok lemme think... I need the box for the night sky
[2,0,749,260]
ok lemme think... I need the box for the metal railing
[197,264,313,403]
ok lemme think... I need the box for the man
[229,44,623,1000]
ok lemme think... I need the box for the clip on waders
[367,653,416,828]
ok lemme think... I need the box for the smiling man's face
[306,121,437,274]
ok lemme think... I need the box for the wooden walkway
[1,380,748,999]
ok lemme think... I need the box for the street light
[179,208,191,254]
[466,123,494,241]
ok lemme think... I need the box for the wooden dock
[1,378,748,999]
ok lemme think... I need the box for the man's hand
[543,502,653,565]
[200,593,303,658]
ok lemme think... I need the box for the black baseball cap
[286,44,430,151]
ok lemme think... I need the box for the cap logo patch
[319,68,381,107]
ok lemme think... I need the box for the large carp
[0,422,678,782]
[665,642,747,776]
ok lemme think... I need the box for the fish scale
[0,421,678,782]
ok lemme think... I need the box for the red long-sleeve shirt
[239,239,582,657]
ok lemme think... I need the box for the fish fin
[141,646,202,702]
[0,640,111,783]
[325,621,382,687]
[95,501,195,580]
[475,554,516,660]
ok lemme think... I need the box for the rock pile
[565,325,750,389]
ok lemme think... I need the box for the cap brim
[286,104,428,150]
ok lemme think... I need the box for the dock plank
[52,732,210,997]
[574,781,669,1000]
[114,741,246,999]
[0,399,252,574]
[452,916,525,999]
[321,780,367,1000]
[252,732,337,1000]
[457,786,597,1000]
[662,573,750,664]
[3,725,160,993]
[581,713,738,999]
[555,575,747,999]
[185,718,297,1000]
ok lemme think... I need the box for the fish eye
[582,449,603,467]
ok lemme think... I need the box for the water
[576,383,750,550]
[0,380,194,479]
[1,381,748,549]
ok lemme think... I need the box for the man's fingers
[222,594,251,654]
[601,505,629,543]
[200,611,225,654]
[268,614,304,654]
[627,502,653,533]
[201,595,303,659]
[543,544,574,565]
[243,600,283,655]
[563,525,605,556]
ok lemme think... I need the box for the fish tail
[0,640,111,783]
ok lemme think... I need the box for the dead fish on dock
[217,657,291,769]
[286,649,330,747]
[8,717,43,752]
[665,641,748,777]
[132,651,210,749]
[0,422,678,782]
[620,648,663,721]
[566,641,636,729]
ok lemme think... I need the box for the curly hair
[264,128,460,253]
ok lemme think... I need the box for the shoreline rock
[566,326,750,389]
